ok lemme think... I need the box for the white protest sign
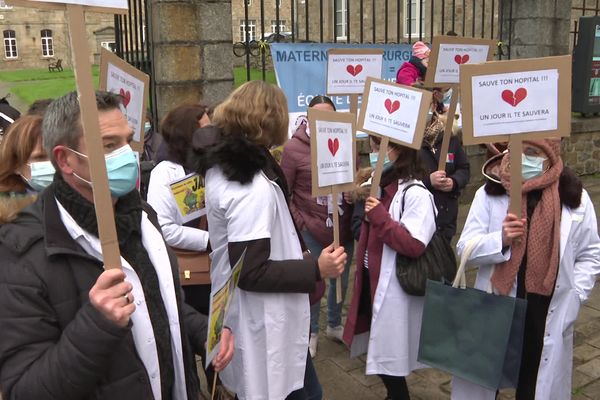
[357,78,432,149]
[40,0,126,6]
[471,69,558,137]
[100,48,149,152]
[327,49,384,95]
[424,36,496,86]
[309,109,356,197]
[315,120,354,188]
[460,55,571,145]
[434,44,490,83]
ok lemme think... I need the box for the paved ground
[311,175,600,400]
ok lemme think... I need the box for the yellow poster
[205,249,245,367]
[169,173,206,223]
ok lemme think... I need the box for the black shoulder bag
[395,183,457,296]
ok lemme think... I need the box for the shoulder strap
[400,182,428,214]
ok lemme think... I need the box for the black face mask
[409,56,428,76]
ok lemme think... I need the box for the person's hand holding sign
[213,327,234,372]
[364,196,381,213]
[501,213,527,247]
[430,170,454,192]
[318,245,347,279]
[89,268,136,328]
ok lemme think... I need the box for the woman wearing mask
[147,103,211,314]
[344,137,437,400]
[194,81,347,400]
[0,114,53,224]
[452,139,600,400]
[280,95,354,358]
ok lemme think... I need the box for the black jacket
[0,186,207,400]
[421,134,470,240]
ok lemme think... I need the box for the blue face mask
[70,144,139,198]
[369,152,392,169]
[144,122,151,134]
[28,160,55,192]
[521,153,547,181]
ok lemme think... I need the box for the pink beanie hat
[412,41,430,59]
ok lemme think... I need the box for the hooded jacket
[280,124,354,247]
[0,185,206,400]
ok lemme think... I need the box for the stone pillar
[150,0,233,120]
[500,0,572,59]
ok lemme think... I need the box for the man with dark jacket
[0,91,233,399]
[421,114,470,242]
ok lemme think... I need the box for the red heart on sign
[346,64,363,77]
[328,138,340,156]
[501,88,527,107]
[384,98,400,114]
[119,88,131,108]
[454,54,470,65]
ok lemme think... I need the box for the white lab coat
[205,167,310,400]
[366,180,437,376]
[452,186,600,400]
[147,160,209,251]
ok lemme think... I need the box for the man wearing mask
[0,91,233,399]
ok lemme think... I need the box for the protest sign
[460,55,571,214]
[271,43,412,136]
[358,77,432,196]
[169,173,206,223]
[326,49,384,95]
[308,108,356,302]
[7,0,127,12]
[100,48,149,153]
[206,250,245,368]
[8,0,130,267]
[424,36,496,86]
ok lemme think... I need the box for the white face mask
[521,153,547,181]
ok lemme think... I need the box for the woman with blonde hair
[192,81,347,400]
[0,114,53,224]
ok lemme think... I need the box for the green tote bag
[417,238,527,390]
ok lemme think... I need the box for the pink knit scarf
[491,139,563,296]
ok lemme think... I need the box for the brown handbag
[171,215,211,286]
[172,248,211,285]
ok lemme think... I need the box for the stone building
[231,0,499,45]
[0,0,114,70]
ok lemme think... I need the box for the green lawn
[0,66,100,106]
[233,67,276,87]
[1,66,274,107]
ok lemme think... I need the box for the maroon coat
[343,181,425,347]
[280,124,354,247]
[396,61,421,86]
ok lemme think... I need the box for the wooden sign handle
[349,95,359,120]
[331,186,343,304]
[508,136,523,217]
[67,5,122,269]
[369,136,390,198]
[437,85,460,172]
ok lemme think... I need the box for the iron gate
[234,0,508,81]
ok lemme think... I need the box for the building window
[240,19,257,42]
[404,0,425,37]
[0,0,13,10]
[41,29,54,57]
[3,30,17,59]
[334,0,347,40]
[271,20,286,33]
[101,41,116,52]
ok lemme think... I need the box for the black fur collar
[484,166,583,209]
[189,128,270,185]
